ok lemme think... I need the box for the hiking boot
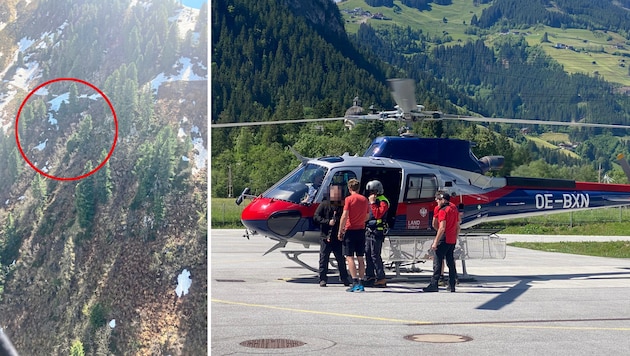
[363,277,376,287]
[422,284,439,293]
[449,281,456,292]
[374,278,387,288]
[346,284,365,292]
[319,280,327,287]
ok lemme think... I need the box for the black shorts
[343,229,365,257]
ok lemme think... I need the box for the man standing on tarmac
[364,180,389,288]
[424,192,459,292]
[432,190,461,287]
[314,185,351,287]
[432,195,447,287]
[338,178,369,292]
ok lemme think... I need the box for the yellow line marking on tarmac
[212,299,630,331]
[211,298,432,324]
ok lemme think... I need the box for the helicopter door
[403,174,439,230]
[360,167,402,230]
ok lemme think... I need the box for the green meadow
[337,0,630,86]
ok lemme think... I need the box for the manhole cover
[405,333,472,343]
[240,338,306,349]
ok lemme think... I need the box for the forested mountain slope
[475,0,630,32]
[342,0,630,129]
[211,0,489,196]
[212,0,630,199]
[0,0,207,354]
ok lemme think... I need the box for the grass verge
[509,241,630,258]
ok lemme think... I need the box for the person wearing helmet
[364,180,390,288]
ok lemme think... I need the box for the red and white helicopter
[214,79,630,273]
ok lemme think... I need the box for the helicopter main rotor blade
[212,114,630,130]
[439,114,630,130]
[211,117,346,128]
[388,78,417,114]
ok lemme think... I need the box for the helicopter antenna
[288,146,310,165]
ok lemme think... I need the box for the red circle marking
[15,77,118,181]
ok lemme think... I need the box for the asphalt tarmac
[211,229,630,355]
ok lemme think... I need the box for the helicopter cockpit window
[405,174,438,201]
[263,164,329,204]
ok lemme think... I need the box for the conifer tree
[70,340,85,356]
[1,213,17,265]
[69,82,80,114]
[7,147,23,185]
[94,149,113,204]
[77,114,94,154]
[161,23,180,72]
[541,32,549,43]
[0,214,8,261]
[31,173,47,202]
[20,103,34,133]
[75,161,96,229]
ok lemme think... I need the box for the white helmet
[366,180,384,195]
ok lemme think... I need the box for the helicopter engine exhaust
[617,154,630,183]
[479,155,505,173]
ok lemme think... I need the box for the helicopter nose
[241,198,305,238]
[267,210,302,236]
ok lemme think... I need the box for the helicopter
[214,79,630,273]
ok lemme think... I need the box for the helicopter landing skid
[281,250,320,273]
[385,260,425,274]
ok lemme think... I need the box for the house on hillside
[372,12,391,20]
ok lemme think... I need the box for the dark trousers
[430,242,457,287]
[365,230,386,280]
[318,238,349,283]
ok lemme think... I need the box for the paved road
[211,230,630,355]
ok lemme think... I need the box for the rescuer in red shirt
[424,192,459,292]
